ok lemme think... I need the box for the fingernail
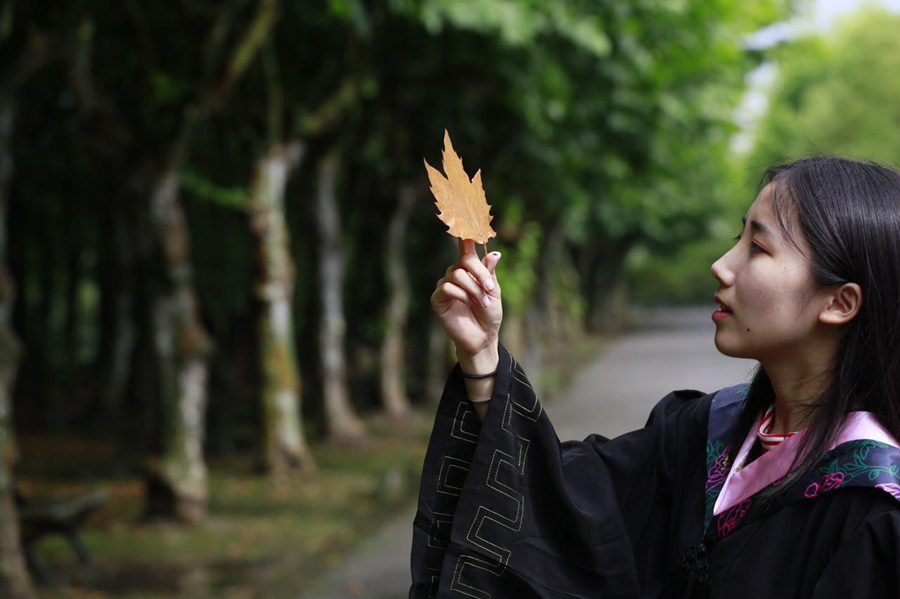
[482,294,492,307]
[485,278,495,291]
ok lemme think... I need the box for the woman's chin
[713,333,754,359]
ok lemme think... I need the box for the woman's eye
[733,235,764,254]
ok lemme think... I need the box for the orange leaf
[424,130,496,244]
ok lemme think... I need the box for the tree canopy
[749,8,900,169]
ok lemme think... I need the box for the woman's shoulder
[650,383,747,420]
[645,384,739,434]
[817,486,900,556]
[620,387,719,468]
[641,384,750,465]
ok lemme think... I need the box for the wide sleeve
[409,342,707,599]
[811,505,900,598]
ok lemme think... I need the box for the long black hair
[727,156,900,502]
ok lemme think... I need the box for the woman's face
[710,183,826,362]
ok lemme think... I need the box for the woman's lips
[712,308,732,322]
[713,296,732,322]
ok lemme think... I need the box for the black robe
[410,343,900,598]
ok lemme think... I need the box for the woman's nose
[711,251,735,287]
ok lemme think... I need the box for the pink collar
[713,410,900,516]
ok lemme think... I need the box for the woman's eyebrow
[742,216,772,236]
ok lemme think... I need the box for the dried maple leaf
[424,130,496,245]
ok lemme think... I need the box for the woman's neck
[761,345,835,434]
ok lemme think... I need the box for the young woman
[410,157,900,598]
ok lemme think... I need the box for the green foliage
[150,71,190,107]
[7,0,790,451]
[410,0,610,55]
[628,5,900,306]
[180,170,249,210]
[626,237,732,304]
[749,8,900,169]
[492,221,542,315]
[23,421,432,597]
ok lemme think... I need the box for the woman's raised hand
[431,239,503,362]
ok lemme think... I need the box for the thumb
[484,251,502,276]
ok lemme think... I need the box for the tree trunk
[425,235,457,404]
[144,168,214,522]
[62,181,81,371]
[97,199,138,415]
[426,316,456,405]
[524,302,544,396]
[556,243,585,343]
[540,221,568,338]
[34,194,52,417]
[123,166,160,454]
[580,237,634,333]
[315,151,365,443]
[0,97,37,599]
[379,182,415,419]
[249,141,314,474]
[500,311,527,367]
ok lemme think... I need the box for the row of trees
[624,7,900,306]
[747,8,900,172]
[0,1,787,595]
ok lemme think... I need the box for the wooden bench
[16,489,108,583]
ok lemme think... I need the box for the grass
[17,331,607,598]
[19,413,433,598]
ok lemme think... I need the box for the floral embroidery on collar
[704,385,748,529]
[704,390,900,542]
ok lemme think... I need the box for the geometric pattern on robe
[410,343,900,598]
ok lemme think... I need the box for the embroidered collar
[715,407,900,517]
[757,404,798,451]
[703,384,900,542]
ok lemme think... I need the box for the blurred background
[1,0,899,597]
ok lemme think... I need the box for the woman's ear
[818,282,863,325]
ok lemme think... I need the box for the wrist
[457,342,499,376]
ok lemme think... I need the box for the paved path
[304,307,755,599]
